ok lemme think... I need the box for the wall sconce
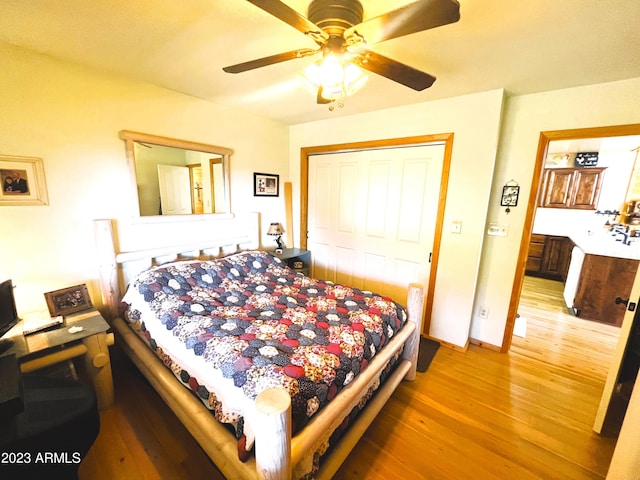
[267,222,285,253]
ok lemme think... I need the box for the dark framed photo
[0,155,49,206]
[44,284,93,317]
[501,185,520,207]
[253,172,279,197]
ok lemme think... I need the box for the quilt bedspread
[122,250,407,459]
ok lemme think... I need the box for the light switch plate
[451,220,462,234]
[488,223,508,236]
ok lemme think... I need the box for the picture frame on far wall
[44,284,94,317]
[253,172,279,197]
[0,155,49,206]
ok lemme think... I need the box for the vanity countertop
[569,230,640,260]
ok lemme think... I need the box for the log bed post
[403,283,425,382]
[255,388,292,480]
[94,219,121,321]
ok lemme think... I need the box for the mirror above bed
[120,130,232,217]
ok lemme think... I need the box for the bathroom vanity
[564,231,640,327]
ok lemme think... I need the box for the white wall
[289,89,505,348]
[0,43,289,316]
[471,77,640,347]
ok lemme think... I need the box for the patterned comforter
[122,250,408,467]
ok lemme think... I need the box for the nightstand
[0,353,100,478]
[274,248,311,276]
[0,310,114,410]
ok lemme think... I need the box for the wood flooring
[79,276,622,479]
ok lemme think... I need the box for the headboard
[94,212,260,321]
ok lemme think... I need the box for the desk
[0,311,114,410]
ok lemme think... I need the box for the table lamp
[267,222,285,253]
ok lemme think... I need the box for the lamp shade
[267,222,284,235]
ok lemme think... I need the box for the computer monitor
[0,279,19,354]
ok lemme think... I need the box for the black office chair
[0,354,100,479]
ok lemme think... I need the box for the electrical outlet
[479,307,489,319]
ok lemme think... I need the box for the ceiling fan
[223,0,461,105]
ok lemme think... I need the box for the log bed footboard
[94,216,424,480]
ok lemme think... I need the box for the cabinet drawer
[528,242,545,258]
[526,257,542,272]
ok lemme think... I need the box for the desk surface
[0,311,109,363]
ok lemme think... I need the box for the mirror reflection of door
[188,164,204,214]
[210,158,225,213]
[187,158,225,215]
[157,164,192,215]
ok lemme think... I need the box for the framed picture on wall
[501,185,520,207]
[0,155,49,206]
[253,172,279,197]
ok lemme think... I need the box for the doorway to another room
[506,124,640,437]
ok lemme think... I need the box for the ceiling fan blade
[354,50,436,91]
[246,0,328,43]
[223,48,318,74]
[345,0,460,46]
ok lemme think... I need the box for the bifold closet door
[307,143,445,305]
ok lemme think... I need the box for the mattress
[122,251,408,473]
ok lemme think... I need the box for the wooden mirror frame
[120,130,232,218]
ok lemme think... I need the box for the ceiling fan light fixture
[319,54,344,89]
[299,63,322,92]
[299,56,368,102]
[342,62,368,95]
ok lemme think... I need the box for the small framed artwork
[253,172,280,197]
[44,284,94,317]
[0,155,49,206]
[501,185,520,207]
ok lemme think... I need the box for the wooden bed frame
[94,213,424,480]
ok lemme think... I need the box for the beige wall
[0,43,289,315]
[3,38,640,351]
[289,89,506,347]
[289,77,640,349]
[471,77,640,347]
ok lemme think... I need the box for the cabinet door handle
[615,296,629,306]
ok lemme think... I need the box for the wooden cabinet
[538,167,605,209]
[526,234,574,281]
[540,169,574,208]
[526,234,546,273]
[541,236,574,279]
[573,255,639,327]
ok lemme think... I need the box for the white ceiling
[1,0,639,126]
